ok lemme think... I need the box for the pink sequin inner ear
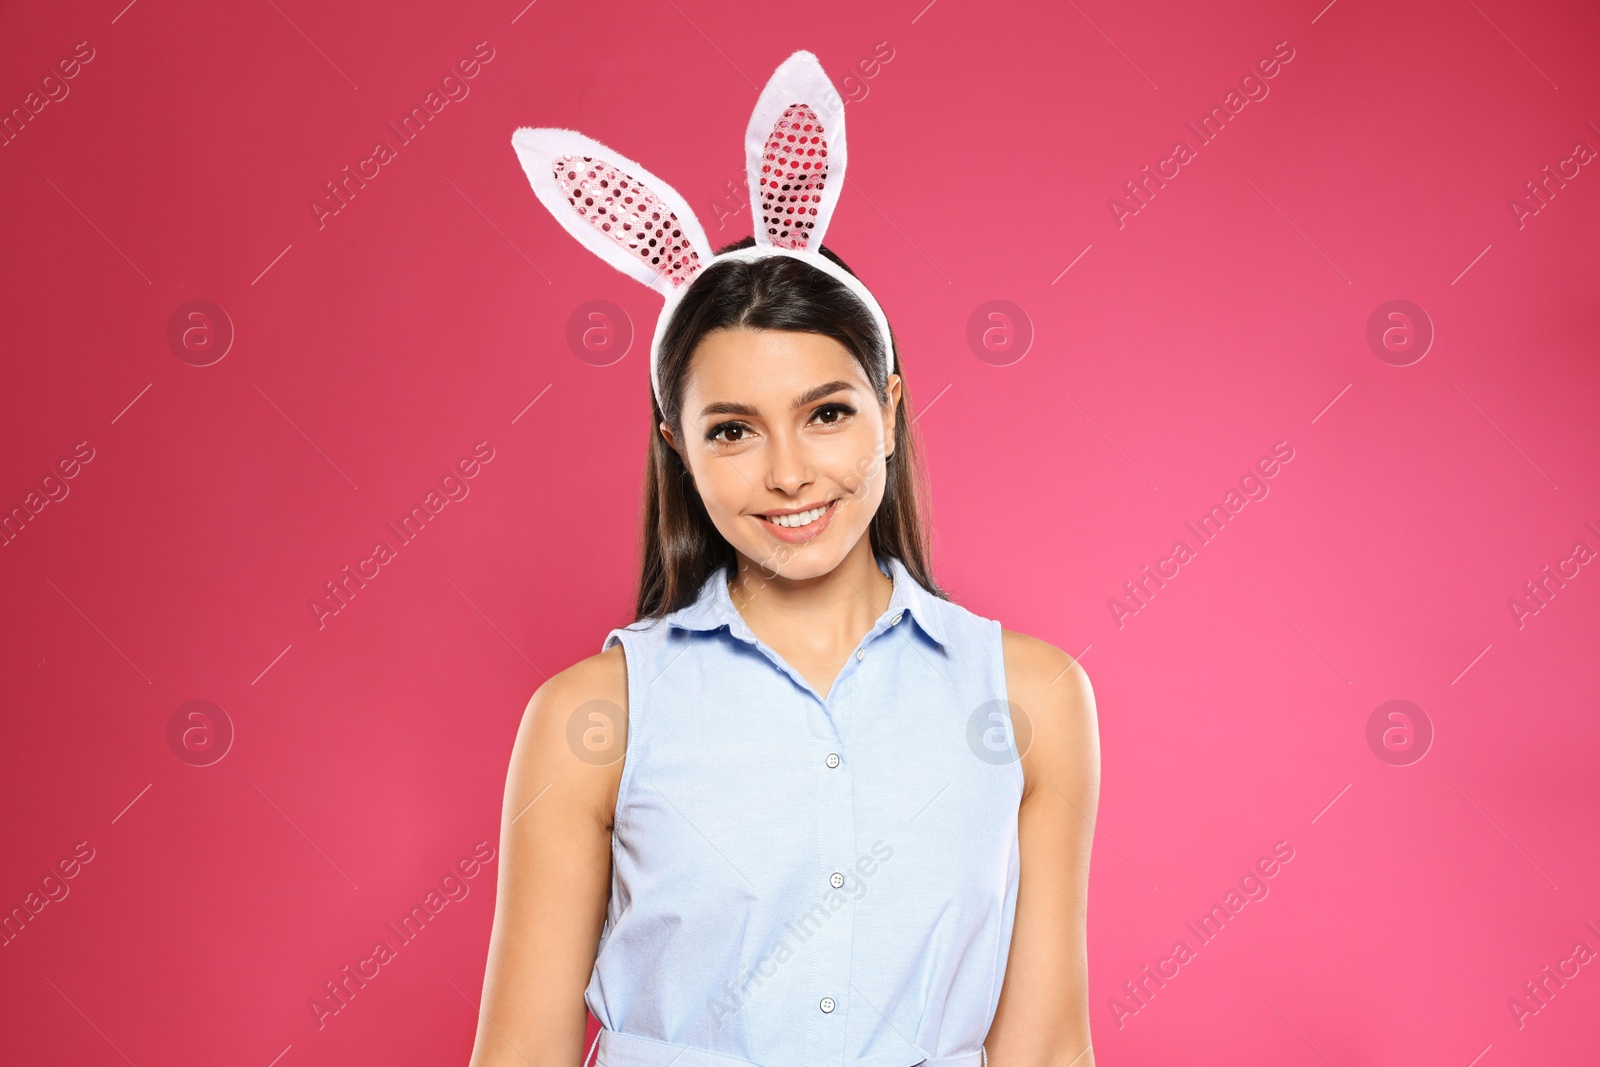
[553,155,701,286]
[759,104,830,249]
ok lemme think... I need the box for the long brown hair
[629,236,944,620]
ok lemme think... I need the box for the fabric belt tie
[587,1028,988,1067]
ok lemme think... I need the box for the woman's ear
[659,421,693,476]
[883,374,902,458]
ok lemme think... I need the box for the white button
[825,753,840,768]
[819,996,836,1013]
[829,872,845,889]
[892,611,903,624]
[855,648,865,661]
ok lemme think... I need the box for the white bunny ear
[511,127,714,297]
[745,51,849,251]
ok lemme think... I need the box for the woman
[475,51,1098,1067]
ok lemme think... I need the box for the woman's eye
[814,403,856,426]
[708,422,748,444]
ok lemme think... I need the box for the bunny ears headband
[510,50,894,409]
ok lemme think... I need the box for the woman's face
[661,327,902,579]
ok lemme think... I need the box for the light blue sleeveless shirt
[586,553,1022,1067]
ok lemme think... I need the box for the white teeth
[765,502,830,528]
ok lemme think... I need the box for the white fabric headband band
[510,50,895,409]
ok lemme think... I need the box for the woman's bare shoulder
[507,641,630,827]
[526,641,629,719]
[1000,628,1093,705]
[1000,628,1099,800]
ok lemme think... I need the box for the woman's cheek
[845,451,886,502]
[698,466,754,522]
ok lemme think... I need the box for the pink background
[2,0,1597,1063]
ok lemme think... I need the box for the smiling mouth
[758,498,840,529]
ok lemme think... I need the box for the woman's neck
[727,542,894,658]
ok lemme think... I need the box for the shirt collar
[665,554,949,650]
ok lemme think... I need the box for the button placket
[808,689,856,1058]
[841,611,895,690]
[805,598,902,1043]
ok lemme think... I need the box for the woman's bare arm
[984,630,1101,1067]
[467,644,629,1067]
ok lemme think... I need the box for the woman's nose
[763,429,814,492]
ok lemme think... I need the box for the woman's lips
[756,498,840,543]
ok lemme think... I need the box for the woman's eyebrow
[698,380,858,419]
